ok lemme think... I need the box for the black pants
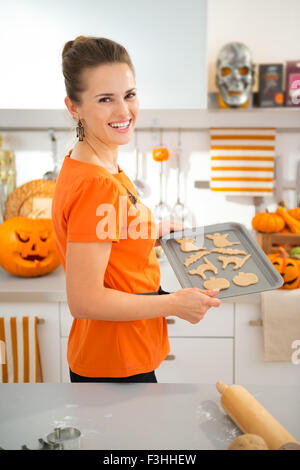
[69,286,170,384]
[69,368,157,383]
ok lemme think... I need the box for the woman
[51,36,221,383]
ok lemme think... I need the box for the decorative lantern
[0,216,60,277]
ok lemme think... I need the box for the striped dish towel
[0,316,43,383]
[210,128,275,196]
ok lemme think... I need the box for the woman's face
[67,63,139,146]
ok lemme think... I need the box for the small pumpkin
[0,216,61,277]
[267,247,300,289]
[251,209,285,233]
[152,148,170,162]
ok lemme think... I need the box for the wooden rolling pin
[216,381,299,450]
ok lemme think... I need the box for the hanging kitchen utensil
[171,129,195,227]
[153,129,171,221]
[43,129,59,180]
[132,129,151,198]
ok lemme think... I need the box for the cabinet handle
[166,318,175,324]
[249,320,263,326]
[165,354,176,361]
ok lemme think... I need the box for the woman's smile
[108,118,133,133]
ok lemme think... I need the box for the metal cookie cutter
[46,427,81,450]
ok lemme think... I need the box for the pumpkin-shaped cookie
[203,277,230,291]
[232,272,258,287]
[0,216,61,277]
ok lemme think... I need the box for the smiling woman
[51,35,220,384]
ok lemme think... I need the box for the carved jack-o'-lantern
[0,217,60,277]
[268,247,300,289]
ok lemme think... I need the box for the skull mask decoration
[216,42,255,108]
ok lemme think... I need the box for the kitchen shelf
[0,108,300,132]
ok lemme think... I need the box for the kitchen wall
[1,0,300,230]
[1,0,207,109]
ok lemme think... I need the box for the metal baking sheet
[159,222,283,299]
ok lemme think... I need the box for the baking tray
[159,222,283,299]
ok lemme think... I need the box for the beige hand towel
[261,289,300,363]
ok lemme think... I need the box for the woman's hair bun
[73,35,91,45]
[61,40,74,59]
[61,36,91,59]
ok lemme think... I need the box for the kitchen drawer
[59,302,73,337]
[156,337,233,383]
[61,337,70,383]
[166,303,233,337]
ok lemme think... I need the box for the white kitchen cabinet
[61,337,70,383]
[59,299,234,383]
[0,302,61,382]
[235,303,300,386]
[156,338,233,383]
[2,262,299,385]
[61,337,233,384]
[166,303,233,338]
[59,301,73,338]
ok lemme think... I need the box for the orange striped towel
[0,316,43,383]
[210,127,275,196]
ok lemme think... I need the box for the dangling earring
[76,119,85,141]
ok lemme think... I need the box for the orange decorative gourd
[152,148,170,162]
[288,208,300,222]
[276,206,300,234]
[0,216,61,277]
[267,247,300,289]
[251,210,285,233]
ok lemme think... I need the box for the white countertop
[0,383,299,450]
[0,263,261,304]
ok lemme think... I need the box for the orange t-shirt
[51,149,170,377]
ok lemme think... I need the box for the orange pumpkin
[267,247,300,289]
[252,210,285,233]
[0,217,61,277]
[152,148,170,162]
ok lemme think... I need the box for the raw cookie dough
[203,277,230,291]
[232,271,259,286]
[210,247,247,255]
[188,257,218,280]
[184,251,210,267]
[206,232,240,248]
[228,434,269,450]
[175,237,205,252]
[218,254,251,270]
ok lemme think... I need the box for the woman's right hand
[169,287,221,324]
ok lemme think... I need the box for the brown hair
[62,36,136,104]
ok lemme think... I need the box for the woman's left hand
[155,219,186,246]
